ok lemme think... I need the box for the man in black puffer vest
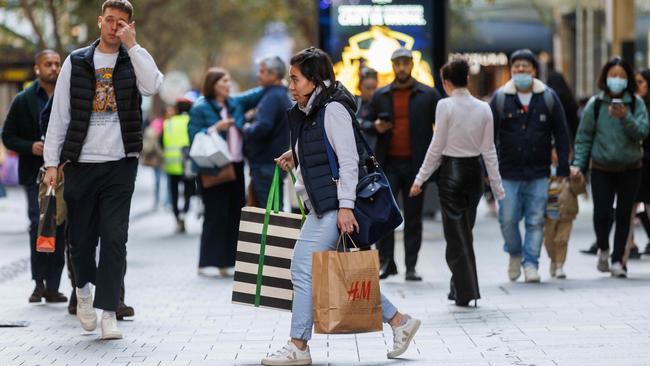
[42,0,162,340]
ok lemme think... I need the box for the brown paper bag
[312,236,382,334]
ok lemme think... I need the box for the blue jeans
[290,210,398,341]
[498,178,549,268]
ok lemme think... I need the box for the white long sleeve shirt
[414,88,505,199]
[44,44,163,167]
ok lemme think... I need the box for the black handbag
[322,108,403,247]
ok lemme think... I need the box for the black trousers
[25,183,65,291]
[591,168,641,264]
[64,158,138,311]
[168,174,195,219]
[377,158,424,270]
[199,162,245,268]
[437,156,483,303]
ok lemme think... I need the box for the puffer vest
[288,102,368,215]
[62,39,143,162]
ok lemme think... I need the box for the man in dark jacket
[364,48,441,281]
[243,56,291,208]
[2,49,67,304]
[489,49,570,283]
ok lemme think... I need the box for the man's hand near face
[117,20,137,49]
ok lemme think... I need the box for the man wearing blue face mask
[489,49,571,283]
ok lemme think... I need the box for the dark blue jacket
[242,85,291,164]
[489,79,570,180]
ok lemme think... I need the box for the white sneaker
[610,262,627,278]
[387,315,421,359]
[597,250,610,272]
[100,314,123,340]
[549,262,557,278]
[508,256,522,281]
[524,266,541,283]
[261,341,312,366]
[76,290,97,332]
[555,263,566,279]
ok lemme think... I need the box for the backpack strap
[543,89,555,113]
[593,98,602,123]
[495,89,506,119]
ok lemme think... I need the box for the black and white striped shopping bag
[232,206,303,311]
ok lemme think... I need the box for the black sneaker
[580,242,598,255]
[405,270,422,282]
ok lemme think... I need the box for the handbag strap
[319,105,378,181]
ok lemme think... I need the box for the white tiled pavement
[0,167,649,366]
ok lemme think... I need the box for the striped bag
[232,167,305,311]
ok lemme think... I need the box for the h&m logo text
[347,280,372,301]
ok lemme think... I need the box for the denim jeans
[290,210,398,341]
[498,178,549,268]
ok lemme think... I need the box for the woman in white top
[409,58,505,306]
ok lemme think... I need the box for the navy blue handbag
[322,109,403,247]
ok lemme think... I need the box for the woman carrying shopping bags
[265,47,420,366]
[188,68,264,276]
[410,58,505,306]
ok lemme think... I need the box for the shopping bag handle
[288,170,306,224]
[335,232,359,252]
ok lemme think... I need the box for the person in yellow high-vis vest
[162,98,196,233]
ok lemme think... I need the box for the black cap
[510,49,539,70]
[391,47,413,61]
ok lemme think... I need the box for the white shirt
[414,88,504,199]
[44,44,163,167]
[517,92,533,107]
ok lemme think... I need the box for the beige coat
[557,174,586,221]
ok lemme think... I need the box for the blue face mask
[512,73,533,90]
[607,77,628,94]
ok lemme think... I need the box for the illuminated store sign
[320,0,435,94]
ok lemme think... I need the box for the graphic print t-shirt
[80,50,127,162]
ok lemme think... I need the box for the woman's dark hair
[201,67,227,99]
[637,69,650,106]
[440,58,469,87]
[359,67,378,84]
[597,56,636,95]
[290,47,336,96]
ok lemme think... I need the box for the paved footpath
[1,167,649,366]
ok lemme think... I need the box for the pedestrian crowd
[1,0,649,365]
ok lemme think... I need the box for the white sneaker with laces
[524,266,541,283]
[76,290,97,331]
[100,313,123,340]
[610,262,627,278]
[555,263,566,279]
[508,256,522,281]
[261,341,312,366]
[597,250,610,272]
[387,316,421,359]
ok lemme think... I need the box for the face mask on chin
[512,73,533,90]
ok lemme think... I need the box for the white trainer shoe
[555,263,566,279]
[610,262,627,278]
[524,266,541,283]
[387,315,421,359]
[262,341,312,366]
[76,290,97,332]
[597,250,610,272]
[508,256,522,281]
[100,313,123,340]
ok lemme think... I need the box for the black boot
[68,289,77,315]
[28,282,45,303]
[405,269,422,282]
[116,284,134,320]
[379,259,398,279]
[644,243,650,255]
